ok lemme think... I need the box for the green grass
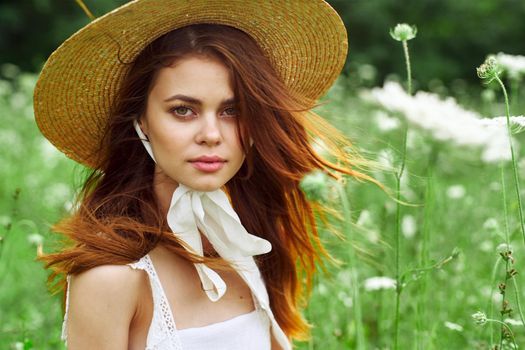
[1,68,524,349]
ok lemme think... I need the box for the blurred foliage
[330,0,525,88]
[1,0,524,89]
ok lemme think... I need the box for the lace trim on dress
[61,275,71,344]
[129,255,184,350]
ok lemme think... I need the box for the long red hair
[41,24,384,342]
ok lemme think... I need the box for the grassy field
[1,49,525,349]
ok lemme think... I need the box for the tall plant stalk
[477,58,525,247]
[337,181,366,350]
[389,23,417,350]
[495,76,525,246]
[501,162,525,330]
[415,146,438,349]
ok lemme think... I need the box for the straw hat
[34,0,348,168]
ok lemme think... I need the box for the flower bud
[476,57,501,83]
[389,23,417,41]
[472,311,488,325]
[27,233,43,246]
[300,170,330,202]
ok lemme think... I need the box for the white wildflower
[489,182,501,191]
[479,240,494,252]
[370,81,515,163]
[12,342,24,350]
[390,23,417,41]
[0,215,11,227]
[1,63,20,78]
[337,291,352,307]
[356,210,373,227]
[311,137,331,159]
[43,183,72,207]
[0,129,22,150]
[446,185,466,199]
[374,110,400,132]
[356,210,380,243]
[27,233,44,246]
[519,158,525,176]
[481,89,496,103]
[377,148,396,170]
[337,270,352,285]
[364,276,396,291]
[497,243,512,254]
[504,318,523,326]
[316,283,328,296]
[444,321,464,332]
[63,200,80,213]
[300,170,335,203]
[357,64,377,82]
[478,116,525,135]
[40,138,64,166]
[472,311,488,325]
[384,201,396,215]
[496,52,525,80]
[401,214,417,238]
[493,291,503,304]
[9,92,27,109]
[481,135,515,163]
[480,286,492,297]
[483,218,499,231]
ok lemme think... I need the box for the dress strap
[61,275,71,345]
[128,254,183,350]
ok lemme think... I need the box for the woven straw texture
[34,0,348,168]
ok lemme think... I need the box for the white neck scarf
[133,120,291,350]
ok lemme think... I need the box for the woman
[34,1,381,349]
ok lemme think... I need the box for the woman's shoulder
[65,262,151,347]
[69,262,150,315]
[72,263,146,289]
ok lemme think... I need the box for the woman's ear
[134,118,150,142]
[138,117,149,141]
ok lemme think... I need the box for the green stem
[510,78,519,112]
[416,156,435,349]
[499,163,510,349]
[307,301,314,350]
[487,258,502,345]
[337,183,366,349]
[394,39,412,350]
[511,277,525,327]
[393,127,407,350]
[499,259,510,349]
[487,319,519,349]
[500,161,525,328]
[402,40,413,95]
[495,76,525,247]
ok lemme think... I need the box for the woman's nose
[196,113,222,145]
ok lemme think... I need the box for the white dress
[61,254,273,350]
[127,254,272,350]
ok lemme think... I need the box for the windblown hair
[41,24,384,342]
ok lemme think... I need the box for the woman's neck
[152,169,217,256]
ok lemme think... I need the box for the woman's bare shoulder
[66,264,149,349]
[72,264,145,288]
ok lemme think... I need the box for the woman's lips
[190,161,225,172]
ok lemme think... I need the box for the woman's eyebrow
[164,94,237,105]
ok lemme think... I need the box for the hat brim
[34,0,348,168]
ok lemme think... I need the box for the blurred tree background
[1,0,525,89]
[2,1,525,349]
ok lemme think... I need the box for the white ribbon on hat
[133,120,291,350]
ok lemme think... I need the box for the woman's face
[140,55,246,192]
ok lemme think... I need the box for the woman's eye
[223,107,238,116]
[170,105,193,117]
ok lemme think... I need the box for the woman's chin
[182,181,225,192]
